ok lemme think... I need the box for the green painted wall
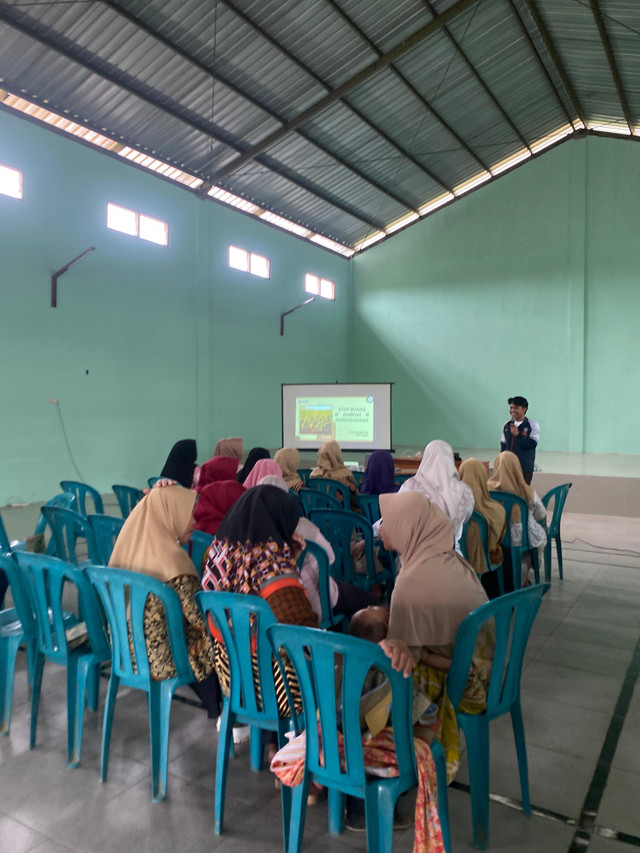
[0,110,349,504]
[349,136,640,457]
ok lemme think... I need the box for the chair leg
[0,636,20,736]
[365,783,394,853]
[215,705,233,834]
[250,725,263,771]
[286,773,311,853]
[531,548,540,585]
[510,548,521,590]
[100,674,119,783]
[328,788,345,834]
[510,702,531,814]
[555,535,564,580]
[459,713,491,849]
[148,681,174,802]
[67,653,91,768]
[544,539,552,582]
[86,661,101,711]
[29,652,45,750]
[497,567,505,597]
[432,738,451,853]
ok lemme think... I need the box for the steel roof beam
[588,0,635,135]
[0,6,385,233]
[518,0,588,128]
[214,0,481,180]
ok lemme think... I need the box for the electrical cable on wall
[50,399,86,482]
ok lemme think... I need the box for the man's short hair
[508,396,528,409]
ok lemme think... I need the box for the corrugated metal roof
[0,0,639,252]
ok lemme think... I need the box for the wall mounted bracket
[51,246,96,307]
[280,296,315,336]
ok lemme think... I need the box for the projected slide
[296,396,375,443]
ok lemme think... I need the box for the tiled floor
[1,512,639,853]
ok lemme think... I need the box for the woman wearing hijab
[193,480,246,537]
[241,458,283,490]
[379,491,493,781]
[212,437,243,463]
[459,458,507,581]
[109,487,220,717]
[201,485,318,715]
[236,447,271,485]
[399,439,474,549]
[487,451,547,587]
[274,447,304,492]
[360,450,398,496]
[160,439,198,488]
[197,456,239,492]
[309,440,359,511]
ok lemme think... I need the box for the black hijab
[236,446,271,484]
[160,439,197,488]
[216,485,301,547]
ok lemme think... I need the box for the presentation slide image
[296,396,374,444]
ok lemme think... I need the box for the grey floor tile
[597,767,640,838]
[533,635,634,678]
[551,616,640,652]
[521,661,623,713]
[589,832,640,853]
[0,814,50,853]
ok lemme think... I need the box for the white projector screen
[282,383,392,452]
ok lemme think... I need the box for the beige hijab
[213,437,243,460]
[109,487,198,583]
[275,447,302,489]
[487,451,533,503]
[459,458,506,572]
[381,492,487,647]
[310,440,354,481]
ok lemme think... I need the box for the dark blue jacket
[500,417,537,474]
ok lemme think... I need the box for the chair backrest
[112,485,144,519]
[87,514,124,565]
[59,481,104,516]
[393,473,412,487]
[308,508,377,588]
[297,540,343,631]
[87,565,193,685]
[541,483,572,537]
[267,625,416,795]
[299,488,341,516]
[305,477,351,506]
[41,506,98,565]
[147,477,162,488]
[447,584,550,720]
[0,553,36,638]
[460,510,496,571]
[13,552,109,662]
[297,468,312,485]
[357,493,380,526]
[195,591,283,729]
[488,491,531,549]
[0,514,10,553]
[33,492,78,543]
[189,530,213,578]
[351,471,364,488]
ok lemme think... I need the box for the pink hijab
[241,459,283,490]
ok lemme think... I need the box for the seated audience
[197,455,239,491]
[459,458,507,597]
[360,450,398,495]
[378,491,493,782]
[236,446,271,485]
[274,447,304,492]
[193,480,246,537]
[310,440,359,511]
[109,487,220,718]
[399,439,473,549]
[212,437,243,467]
[241,458,283,490]
[160,438,199,489]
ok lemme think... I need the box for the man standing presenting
[500,396,539,484]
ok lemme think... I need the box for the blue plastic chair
[308,509,393,594]
[195,591,298,836]
[394,473,412,487]
[59,481,104,516]
[86,565,196,801]
[357,493,380,526]
[540,483,572,581]
[9,492,77,555]
[296,468,312,485]
[352,471,364,488]
[488,491,540,589]
[447,584,550,848]
[0,514,11,553]
[461,511,505,596]
[267,625,451,853]
[41,506,98,567]
[12,552,109,766]
[111,484,144,519]
[297,540,344,631]
[188,529,213,578]
[298,488,341,517]
[305,477,351,507]
[87,514,124,565]
[147,477,162,488]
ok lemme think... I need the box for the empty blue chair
[461,511,505,596]
[267,625,450,853]
[12,552,109,766]
[297,540,344,631]
[488,491,540,589]
[41,506,98,567]
[86,565,196,801]
[298,488,341,517]
[59,481,104,516]
[9,491,77,556]
[305,477,351,506]
[447,584,550,848]
[87,514,124,565]
[195,591,298,835]
[540,483,572,581]
[188,529,213,578]
[308,509,393,593]
[112,484,144,519]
